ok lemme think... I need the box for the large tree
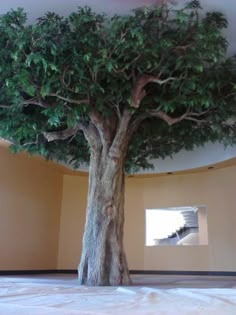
[0,0,236,285]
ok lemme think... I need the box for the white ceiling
[1,0,157,19]
[1,0,236,53]
[1,0,236,173]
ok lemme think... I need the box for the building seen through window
[145,206,208,246]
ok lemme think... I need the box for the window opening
[145,206,208,246]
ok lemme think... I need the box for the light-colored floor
[1,274,236,314]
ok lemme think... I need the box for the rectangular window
[145,206,208,246]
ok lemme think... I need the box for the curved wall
[1,142,236,273]
[0,146,63,270]
[58,164,236,272]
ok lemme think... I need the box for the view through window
[145,206,208,246]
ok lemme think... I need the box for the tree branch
[131,74,177,108]
[82,122,102,150]
[0,104,15,109]
[127,108,213,140]
[0,98,49,109]
[113,55,141,75]
[89,109,112,149]
[43,123,83,142]
[150,110,188,125]
[21,135,39,147]
[48,93,90,105]
[61,66,71,88]
[109,108,132,159]
[127,112,150,141]
[148,109,212,126]
[43,120,101,151]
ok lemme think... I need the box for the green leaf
[49,63,59,72]
[195,64,203,72]
[106,61,113,72]
[40,84,51,98]
[0,3,235,175]
[83,54,91,62]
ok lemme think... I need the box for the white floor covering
[1,274,236,314]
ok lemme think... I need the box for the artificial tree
[0,0,235,285]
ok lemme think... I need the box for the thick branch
[43,121,101,152]
[131,74,177,108]
[82,122,102,150]
[109,108,132,159]
[89,110,112,148]
[43,124,83,142]
[127,112,150,141]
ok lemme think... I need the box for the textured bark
[78,149,131,286]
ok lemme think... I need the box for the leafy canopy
[0,1,235,171]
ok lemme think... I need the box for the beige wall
[0,146,63,270]
[1,141,236,273]
[57,175,88,269]
[124,178,145,270]
[134,167,236,271]
[198,206,208,245]
[58,165,236,272]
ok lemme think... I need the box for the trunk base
[78,238,131,286]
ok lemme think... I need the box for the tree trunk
[78,149,131,286]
